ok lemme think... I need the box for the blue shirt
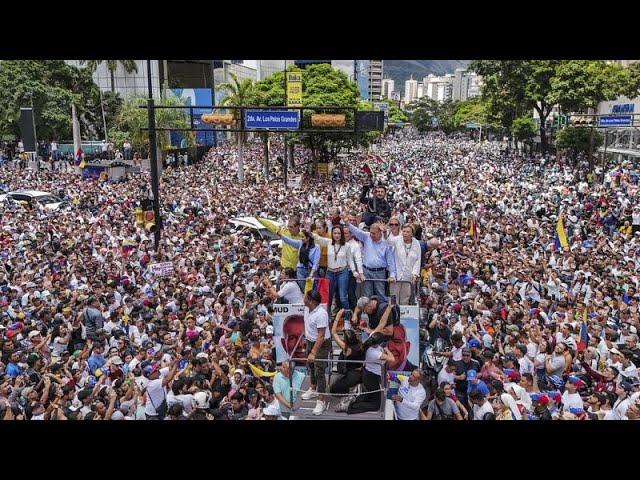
[87,354,106,374]
[281,235,320,275]
[273,369,305,413]
[467,379,490,396]
[6,362,22,378]
[347,224,397,277]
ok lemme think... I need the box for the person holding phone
[330,309,366,411]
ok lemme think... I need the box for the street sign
[244,110,300,130]
[598,115,632,127]
[373,102,389,125]
[464,122,480,129]
[149,262,174,277]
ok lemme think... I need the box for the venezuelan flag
[469,217,479,242]
[555,214,569,250]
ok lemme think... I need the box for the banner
[287,72,303,107]
[149,262,174,277]
[272,304,307,363]
[167,88,215,146]
[388,306,420,373]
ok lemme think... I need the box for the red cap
[537,395,549,406]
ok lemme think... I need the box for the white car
[228,217,283,248]
[0,190,66,210]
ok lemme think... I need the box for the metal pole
[99,88,108,143]
[283,60,288,185]
[147,60,161,251]
[602,129,608,184]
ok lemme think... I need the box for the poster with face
[387,306,420,373]
[272,304,307,363]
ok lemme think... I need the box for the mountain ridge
[383,60,470,94]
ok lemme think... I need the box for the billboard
[167,88,215,146]
[287,72,303,107]
[244,110,300,130]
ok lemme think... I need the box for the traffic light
[134,207,144,227]
[311,114,346,128]
[140,199,157,232]
[201,113,235,126]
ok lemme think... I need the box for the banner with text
[287,72,303,107]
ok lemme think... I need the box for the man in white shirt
[390,224,421,305]
[470,390,494,420]
[265,268,304,304]
[300,290,331,415]
[515,344,534,375]
[437,361,457,387]
[392,369,426,420]
[562,376,585,411]
[143,358,179,420]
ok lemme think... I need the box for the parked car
[0,190,66,210]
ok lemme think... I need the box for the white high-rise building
[382,78,395,99]
[417,82,424,99]
[404,76,418,104]
[453,68,482,101]
[423,74,454,103]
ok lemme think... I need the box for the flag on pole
[469,215,479,242]
[577,318,588,352]
[72,103,86,169]
[555,213,569,250]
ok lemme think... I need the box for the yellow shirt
[318,233,331,269]
[258,218,302,269]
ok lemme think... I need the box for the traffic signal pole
[147,60,161,252]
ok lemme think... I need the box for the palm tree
[218,72,254,183]
[80,60,139,93]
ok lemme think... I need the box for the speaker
[356,111,385,131]
[19,108,37,152]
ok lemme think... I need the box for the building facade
[424,74,454,102]
[452,68,482,101]
[368,60,384,101]
[404,77,418,104]
[382,78,395,100]
[66,60,162,99]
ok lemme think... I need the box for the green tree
[555,126,603,163]
[0,60,102,142]
[549,60,627,168]
[436,99,458,134]
[219,72,255,183]
[407,96,439,132]
[452,97,488,129]
[296,63,360,176]
[470,60,560,154]
[510,116,537,153]
[109,94,194,159]
[80,60,139,93]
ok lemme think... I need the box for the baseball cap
[467,338,481,349]
[28,330,41,339]
[111,356,123,366]
[467,369,477,380]
[266,325,274,335]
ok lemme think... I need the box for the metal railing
[287,356,388,418]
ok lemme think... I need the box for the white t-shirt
[304,305,330,342]
[437,368,455,387]
[394,379,427,420]
[561,391,584,411]
[518,356,535,375]
[145,377,167,417]
[278,281,304,304]
[167,392,195,415]
[365,345,384,376]
[473,401,494,420]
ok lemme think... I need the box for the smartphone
[343,310,353,330]
[390,295,397,306]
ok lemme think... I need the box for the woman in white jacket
[390,224,421,305]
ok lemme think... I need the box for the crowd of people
[1,127,640,421]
